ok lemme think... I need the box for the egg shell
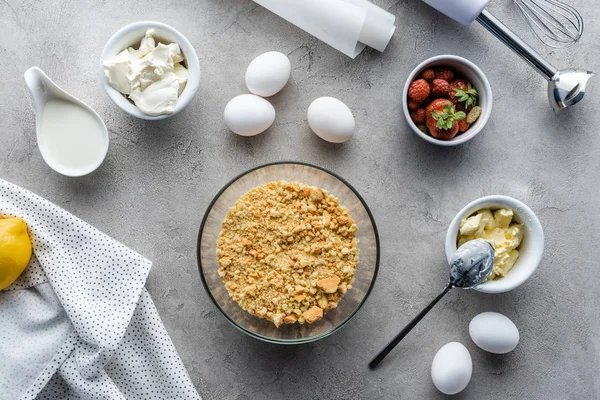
[223,94,276,136]
[469,312,520,354]
[307,97,355,143]
[431,342,472,395]
[245,51,291,97]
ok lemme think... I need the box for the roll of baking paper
[342,0,396,52]
[252,0,396,58]
[422,0,490,25]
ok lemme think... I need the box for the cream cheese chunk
[457,208,524,280]
[130,74,180,115]
[103,29,188,116]
[103,49,132,95]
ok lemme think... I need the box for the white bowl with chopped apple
[445,196,544,293]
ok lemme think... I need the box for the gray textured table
[2,0,599,399]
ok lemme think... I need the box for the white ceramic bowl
[402,55,492,146]
[445,196,544,293]
[100,21,200,120]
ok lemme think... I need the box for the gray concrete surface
[2,0,599,398]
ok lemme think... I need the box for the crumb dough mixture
[217,181,359,327]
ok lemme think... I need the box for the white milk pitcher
[24,67,109,177]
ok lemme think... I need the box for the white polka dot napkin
[0,178,201,400]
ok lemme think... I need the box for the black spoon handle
[369,282,453,369]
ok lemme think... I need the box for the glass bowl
[197,162,380,344]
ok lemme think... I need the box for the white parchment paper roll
[252,0,396,58]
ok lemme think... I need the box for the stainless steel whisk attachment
[476,9,592,112]
[514,0,583,48]
[421,0,593,112]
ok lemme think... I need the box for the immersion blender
[422,0,594,112]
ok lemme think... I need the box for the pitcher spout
[24,67,57,112]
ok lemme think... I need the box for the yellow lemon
[0,216,32,290]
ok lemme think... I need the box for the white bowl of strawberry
[402,55,492,146]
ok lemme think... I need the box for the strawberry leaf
[433,103,464,130]
[454,84,478,107]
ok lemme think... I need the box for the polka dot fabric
[36,290,201,400]
[5,254,48,291]
[0,283,76,399]
[0,179,201,400]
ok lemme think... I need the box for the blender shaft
[476,9,558,79]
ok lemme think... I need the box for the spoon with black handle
[369,239,495,369]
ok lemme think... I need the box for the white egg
[431,342,472,395]
[469,312,520,354]
[307,97,355,143]
[223,94,276,136]
[245,51,291,97]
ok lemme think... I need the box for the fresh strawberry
[422,68,435,82]
[410,108,426,124]
[431,79,450,98]
[408,79,430,102]
[425,99,452,137]
[448,79,468,101]
[434,67,454,82]
[425,99,466,140]
[457,119,469,133]
[407,99,420,110]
